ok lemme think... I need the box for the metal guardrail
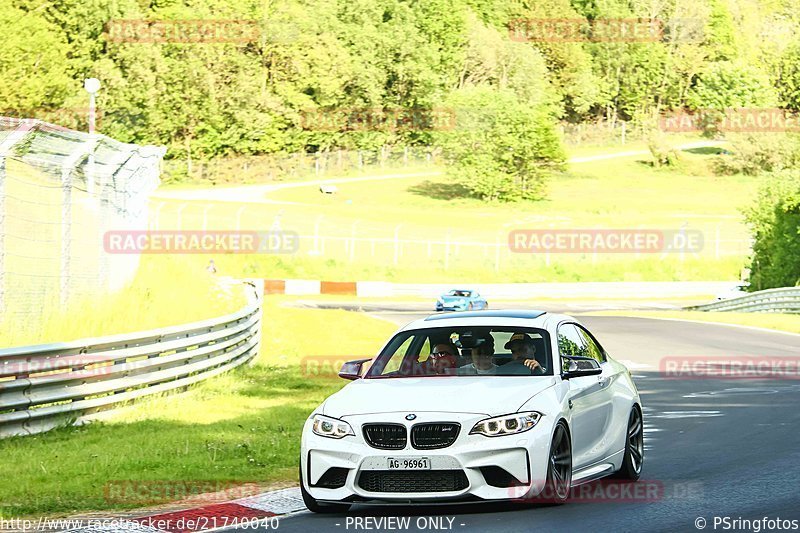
[686,286,800,313]
[0,279,263,439]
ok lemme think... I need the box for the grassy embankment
[152,140,756,283]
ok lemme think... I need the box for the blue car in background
[435,289,488,312]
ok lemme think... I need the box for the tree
[744,171,800,289]
[775,41,800,111]
[0,4,73,114]
[687,61,777,109]
[436,87,565,201]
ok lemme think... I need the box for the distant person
[500,333,544,375]
[270,210,284,232]
[206,259,217,274]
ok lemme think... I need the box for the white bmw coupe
[300,310,644,512]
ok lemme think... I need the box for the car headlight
[311,414,355,439]
[469,412,542,437]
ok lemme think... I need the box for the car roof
[400,310,578,332]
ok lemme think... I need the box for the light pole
[84,78,100,135]
[84,78,100,195]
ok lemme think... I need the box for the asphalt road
[223,309,800,533]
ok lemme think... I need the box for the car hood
[322,376,557,418]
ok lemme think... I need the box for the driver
[403,341,459,376]
[428,342,459,375]
[500,333,544,374]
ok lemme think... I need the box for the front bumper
[301,411,552,503]
[435,303,468,311]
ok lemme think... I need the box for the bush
[714,134,800,176]
[743,171,800,290]
[647,133,681,168]
[436,87,565,201]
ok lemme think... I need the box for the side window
[417,337,432,363]
[557,323,588,372]
[576,326,606,363]
[382,335,415,374]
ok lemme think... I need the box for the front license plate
[387,457,431,470]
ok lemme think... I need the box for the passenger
[500,333,544,374]
[458,338,497,375]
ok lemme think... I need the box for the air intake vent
[358,470,469,493]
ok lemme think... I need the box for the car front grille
[357,470,469,493]
[411,423,460,449]
[363,423,407,449]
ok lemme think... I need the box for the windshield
[446,290,472,297]
[366,326,552,378]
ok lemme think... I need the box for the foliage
[436,87,565,201]
[743,171,800,290]
[647,133,681,168]
[714,134,800,176]
[1,0,799,176]
[775,41,800,111]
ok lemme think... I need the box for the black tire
[535,421,572,504]
[299,465,352,513]
[614,406,643,480]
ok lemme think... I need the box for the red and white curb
[61,488,306,532]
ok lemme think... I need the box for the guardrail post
[246,278,264,366]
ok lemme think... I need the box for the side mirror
[562,357,602,379]
[339,358,372,380]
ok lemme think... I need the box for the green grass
[150,143,757,283]
[581,310,800,334]
[214,254,745,283]
[0,296,397,518]
[0,256,245,348]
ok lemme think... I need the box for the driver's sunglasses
[431,351,453,357]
